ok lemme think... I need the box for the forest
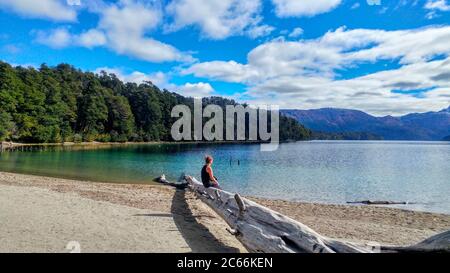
[0,61,311,143]
[312,131,383,141]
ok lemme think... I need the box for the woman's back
[201,164,211,187]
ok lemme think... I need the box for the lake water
[1,141,449,214]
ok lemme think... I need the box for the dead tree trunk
[184,175,450,253]
[154,174,187,189]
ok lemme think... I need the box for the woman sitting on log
[201,155,221,189]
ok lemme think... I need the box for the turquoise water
[1,141,449,214]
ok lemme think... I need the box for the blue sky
[1,0,450,115]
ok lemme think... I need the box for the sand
[0,185,189,253]
[0,171,449,252]
[0,172,244,253]
[250,197,450,245]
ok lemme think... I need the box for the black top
[201,164,212,188]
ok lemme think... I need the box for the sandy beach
[0,171,449,253]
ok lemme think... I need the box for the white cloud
[271,0,342,17]
[66,0,81,6]
[128,71,168,87]
[35,1,193,63]
[424,0,450,20]
[188,26,450,81]
[324,26,450,65]
[96,0,192,62]
[95,1,191,62]
[77,29,107,48]
[0,0,77,21]
[94,67,168,86]
[94,67,214,98]
[166,0,272,39]
[35,27,107,49]
[425,0,450,11]
[424,0,450,18]
[351,3,361,9]
[246,58,450,115]
[2,44,21,54]
[184,26,450,115]
[176,82,214,98]
[184,60,260,83]
[425,11,438,19]
[35,28,72,48]
[246,24,276,39]
[288,27,304,38]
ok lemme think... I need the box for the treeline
[312,131,383,140]
[0,61,311,143]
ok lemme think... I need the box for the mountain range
[282,106,450,141]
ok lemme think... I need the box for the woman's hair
[205,155,213,164]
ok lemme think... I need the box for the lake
[1,141,449,214]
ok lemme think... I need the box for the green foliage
[0,61,311,143]
[0,111,15,141]
[280,115,312,141]
[77,81,109,137]
[73,134,83,143]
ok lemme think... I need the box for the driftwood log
[183,175,450,253]
[347,200,409,205]
[154,174,187,189]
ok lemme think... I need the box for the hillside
[0,61,310,143]
[282,107,450,140]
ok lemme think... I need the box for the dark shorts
[203,181,220,189]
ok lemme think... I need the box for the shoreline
[0,140,272,148]
[0,171,449,252]
[0,168,446,216]
[3,139,448,151]
[2,139,449,146]
[0,140,273,153]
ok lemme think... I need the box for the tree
[0,61,312,143]
[0,111,15,141]
[0,62,22,114]
[106,95,135,142]
[124,83,163,141]
[15,66,46,142]
[77,79,108,141]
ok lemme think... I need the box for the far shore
[0,171,449,252]
[0,140,271,150]
[0,141,164,149]
[1,139,448,150]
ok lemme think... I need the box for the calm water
[1,141,449,214]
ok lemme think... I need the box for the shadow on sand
[133,213,173,218]
[170,189,240,253]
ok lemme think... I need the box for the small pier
[0,142,52,152]
[0,142,14,152]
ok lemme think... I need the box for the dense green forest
[0,61,311,143]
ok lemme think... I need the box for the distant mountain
[282,106,450,140]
